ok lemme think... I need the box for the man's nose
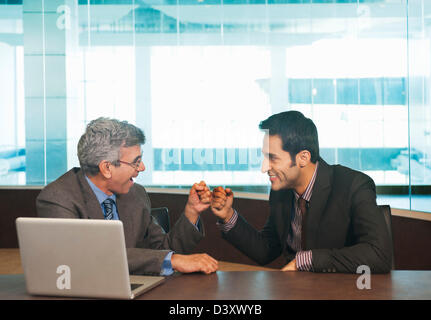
[138,161,145,172]
[261,157,269,173]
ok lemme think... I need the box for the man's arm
[135,212,216,275]
[37,186,216,276]
[128,248,218,275]
[211,188,283,266]
[221,212,283,265]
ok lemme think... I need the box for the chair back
[151,207,170,233]
[378,205,395,270]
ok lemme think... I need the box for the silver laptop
[16,217,165,299]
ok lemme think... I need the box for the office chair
[150,207,170,233]
[378,205,395,270]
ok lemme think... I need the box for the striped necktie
[102,198,115,220]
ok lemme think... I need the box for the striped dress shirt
[218,161,319,272]
[289,161,319,271]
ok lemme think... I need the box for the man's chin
[270,181,289,191]
[270,183,281,191]
[113,185,133,195]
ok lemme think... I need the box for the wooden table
[0,249,23,274]
[1,249,430,300]
[1,271,431,300]
[0,248,274,274]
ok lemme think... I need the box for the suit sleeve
[126,209,174,275]
[126,188,205,275]
[167,213,205,253]
[127,214,205,276]
[222,206,283,266]
[134,187,204,254]
[137,212,204,254]
[311,175,393,274]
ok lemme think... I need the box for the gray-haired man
[37,117,217,275]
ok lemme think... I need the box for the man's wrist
[222,208,235,224]
[184,203,200,223]
[216,209,238,233]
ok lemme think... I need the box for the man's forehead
[262,134,283,153]
[120,145,143,159]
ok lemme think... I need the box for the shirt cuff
[295,250,313,272]
[193,216,201,232]
[216,209,238,233]
[160,251,174,276]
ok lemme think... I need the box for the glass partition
[0,0,429,213]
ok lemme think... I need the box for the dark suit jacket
[223,158,393,273]
[36,168,204,275]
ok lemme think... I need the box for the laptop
[16,217,165,299]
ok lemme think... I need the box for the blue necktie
[102,198,115,220]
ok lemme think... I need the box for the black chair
[378,205,395,270]
[151,207,170,233]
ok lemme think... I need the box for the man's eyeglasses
[117,159,143,171]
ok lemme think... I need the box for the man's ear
[98,160,112,179]
[297,150,311,168]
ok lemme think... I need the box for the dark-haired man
[211,111,392,273]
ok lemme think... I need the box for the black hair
[259,111,319,163]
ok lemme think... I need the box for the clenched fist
[184,181,212,224]
[210,186,234,223]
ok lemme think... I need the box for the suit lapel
[281,190,293,251]
[115,192,135,247]
[305,158,333,249]
[271,189,293,252]
[77,170,105,219]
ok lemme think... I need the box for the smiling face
[261,133,301,191]
[106,145,145,195]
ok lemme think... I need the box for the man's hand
[210,187,234,223]
[171,253,218,274]
[281,259,298,271]
[184,181,212,224]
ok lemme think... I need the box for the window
[0,0,429,213]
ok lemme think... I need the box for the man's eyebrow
[132,155,142,163]
[262,150,277,158]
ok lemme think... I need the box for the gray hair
[77,117,145,176]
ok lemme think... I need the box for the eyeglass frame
[114,152,144,171]
[117,159,144,171]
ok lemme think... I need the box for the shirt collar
[294,161,319,202]
[85,175,116,205]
